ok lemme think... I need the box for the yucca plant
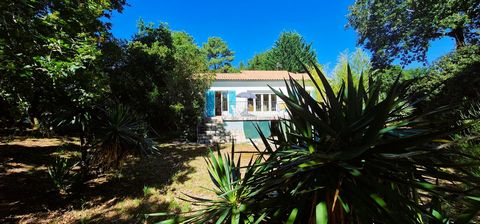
[148,143,269,223]
[48,156,78,193]
[243,63,480,223]
[91,104,157,168]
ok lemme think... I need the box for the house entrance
[215,91,228,116]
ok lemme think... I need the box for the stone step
[197,117,230,144]
[204,130,217,135]
[197,139,212,144]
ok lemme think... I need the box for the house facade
[200,70,315,143]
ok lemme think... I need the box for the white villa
[200,70,315,143]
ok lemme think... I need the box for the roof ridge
[215,70,310,81]
[240,70,289,72]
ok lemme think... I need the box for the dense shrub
[455,102,480,177]
[418,46,480,119]
[108,23,211,141]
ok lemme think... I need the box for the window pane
[247,98,254,112]
[255,94,261,111]
[263,94,269,111]
[271,94,277,111]
[222,92,228,111]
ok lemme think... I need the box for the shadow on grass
[0,144,69,220]
[0,140,209,223]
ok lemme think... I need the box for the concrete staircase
[197,117,232,144]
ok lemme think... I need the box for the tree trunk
[78,133,89,189]
[450,27,465,49]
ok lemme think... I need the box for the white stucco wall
[210,80,314,92]
[208,80,315,120]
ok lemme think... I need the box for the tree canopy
[201,37,235,72]
[0,2,211,140]
[326,48,373,93]
[109,22,210,139]
[247,32,317,73]
[247,51,273,70]
[0,0,126,128]
[332,48,371,83]
[348,0,480,68]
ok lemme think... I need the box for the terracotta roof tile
[215,70,310,81]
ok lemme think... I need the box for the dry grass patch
[0,138,258,223]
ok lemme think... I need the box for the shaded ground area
[0,137,257,223]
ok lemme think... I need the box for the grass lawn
[0,137,258,223]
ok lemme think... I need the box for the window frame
[221,91,229,112]
[271,94,277,111]
[250,93,278,112]
[255,94,262,112]
[262,94,270,111]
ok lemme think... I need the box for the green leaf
[466,196,480,202]
[216,209,230,224]
[286,208,298,224]
[431,209,443,220]
[315,202,328,224]
[370,194,387,208]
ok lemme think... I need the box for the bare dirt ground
[0,137,258,223]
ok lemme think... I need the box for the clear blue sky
[109,0,454,70]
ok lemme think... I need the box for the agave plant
[91,104,157,168]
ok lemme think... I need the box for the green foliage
[48,155,78,192]
[171,31,212,137]
[374,66,430,95]
[109,21,173,122]
[238,61,247,70]
[202,37,235,72]
[109,22,211,139]
[455,103,480,177]
[348,0,479,67]
[457,124,480,176]
[164,63,480,223]
[0,0,125,127]
[247,32,317,73]
[330,48,372,92]
[257,64,479,223]
[0,4,210,140]
[148,146,268,223]
[433,45,480,76]
[413,45,480,120]
[247,51,273,70]
[372,45,479,129]
[268,32,317,73]
[91,104,157,168]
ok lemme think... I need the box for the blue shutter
[228,91,236,115]
[205,90,215,117]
